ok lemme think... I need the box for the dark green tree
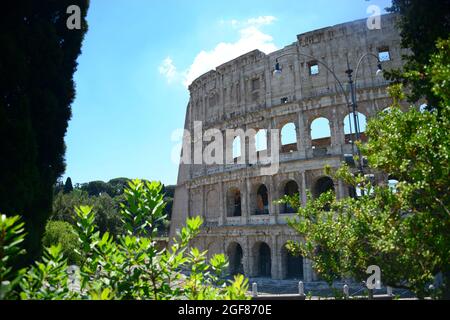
[80,180,112,197]
[0,1,89,264]
[63,177,74,194]
[386,0,450,110]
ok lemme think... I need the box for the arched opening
[281,123,297,153]
[282,180,299,214]
[344,112,367,144]
[227,188,242,217]
[227,242,244,276]
[282,245,304,279]
[311,117,331,156]
[388,175,399,193]
[255,129,268,152]
[255,184,269,215]
[232,136,241,161]
[254,242,271,277]
[313,177,335,199]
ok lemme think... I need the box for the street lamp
[273,51,383,181]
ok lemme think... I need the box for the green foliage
[19,245,74,300]
[1,180,250,300]
[120,180,166,237]
[0,215,26,299]
[284,38,450,299]
[52,178,175,237]
[42,221,81,265]
[52,189,124,238]
[386,0,450,109]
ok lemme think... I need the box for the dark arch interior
[228,243,244,275]
[283,181,299,214]
[313,177,335,199]
[284,248,304,279]
[228,188,242,217]
[256,184,269,215]
[257,243,271,277]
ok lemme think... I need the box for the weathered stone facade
[170,14,407,281]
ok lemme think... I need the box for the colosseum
[170,13,407,281]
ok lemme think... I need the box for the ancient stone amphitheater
[170,13,407,281]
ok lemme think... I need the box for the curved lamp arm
[354,52,382,89]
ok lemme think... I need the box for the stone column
[187,186,192,218]
[337,179,345,200]
[304,258,313,282]
[297,111,309,158]
[239,72,245,111]
[202,95,207,124]
[201,185,206,221]
[244,178,251,224]
[301,171,308,207]
[219,181,225,226]
[330,107,344,155]
[245,238,253,277]
[271,234,283,280]
[294,58,303,101]
[268,176,276,224]
[267,117,274,161]
[265,58,273,108]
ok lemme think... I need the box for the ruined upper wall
[186,13,404,129]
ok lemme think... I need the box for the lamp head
[376,63,383,76]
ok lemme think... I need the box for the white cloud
[246,16,277,26]
[159,16,278,88]
[158,57,178,84]
[221,15,277,29]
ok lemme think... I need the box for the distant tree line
[51,177,175,241]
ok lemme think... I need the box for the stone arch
[232,136,241,159]
[253,184,269,215]
[280,180,299,214]
[226,187,242,217]
[281,122,297,153]
[388,175,399,193]
[252,241,272,278]
[281,243,304,279]
[206,189,219,220]
[313,176,335,199]
[344,112,368,144]
[310,117,331,152]
[227,242,244,275]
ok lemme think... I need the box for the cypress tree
[0,1,89,264]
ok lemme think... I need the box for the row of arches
[227,241,304,279]
[232,112,368,158]
[225,177,335,217]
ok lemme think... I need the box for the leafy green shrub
[42,221,81,265]
[0,215,26,299]
[1,179,250,300]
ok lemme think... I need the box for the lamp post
[273,51,383,182]
[345,53,383,177]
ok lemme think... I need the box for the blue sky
[64,0,392,186]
